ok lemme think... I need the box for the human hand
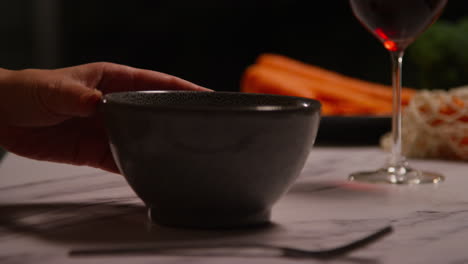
[0,62,210,173]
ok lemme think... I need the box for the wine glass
[348,0,447,184]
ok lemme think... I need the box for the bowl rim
[102,91,321,113]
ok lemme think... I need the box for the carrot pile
[241,53,416,115]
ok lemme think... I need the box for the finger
[0,70,102,127]
[39,80,103,118]
[83,62,212,94]
[28,80,103,127]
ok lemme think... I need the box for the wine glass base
[349,166,444,185]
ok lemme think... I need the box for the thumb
[37,80,103,119]
[0,69,102,127]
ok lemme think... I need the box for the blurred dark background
[1,0,467,91]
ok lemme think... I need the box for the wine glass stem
[389,50,405,168]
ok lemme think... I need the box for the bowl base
[148,208,271,229]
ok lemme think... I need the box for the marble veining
[0,147,467,263]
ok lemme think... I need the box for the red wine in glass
[349,0,447,184]
[351,0,447,51]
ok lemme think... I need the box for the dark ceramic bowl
[101,91,321,228]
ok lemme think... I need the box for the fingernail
[79,90,103,117]
[88,90,103,102]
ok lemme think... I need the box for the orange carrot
[241,64,393,115]
[321,102,373,115]
[256,53,415,105]
[458,116,468,122]
[452,96,465,108]
[437,95,466,116]
[241,65,317,99]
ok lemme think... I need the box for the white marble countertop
[0,147,467,263]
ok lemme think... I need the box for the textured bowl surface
[101,91,321,228]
